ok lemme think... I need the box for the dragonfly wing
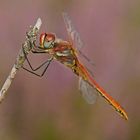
[79,77,98,104]
[63,12,84,50]
[62,12,95,66]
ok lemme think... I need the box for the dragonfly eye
[45,34,55,42]
[39,33,47,49]
[39,33,55,49]
[43,33,55,49]
[44,40,54,49]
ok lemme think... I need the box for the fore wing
[62,12,94,66]
[63,13,97,103]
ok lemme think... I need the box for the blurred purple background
[0,0,140,140]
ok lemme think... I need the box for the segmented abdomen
[73,61,128,120]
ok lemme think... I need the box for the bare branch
[0,18,42,104]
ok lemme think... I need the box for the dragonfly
[22,13,128,120]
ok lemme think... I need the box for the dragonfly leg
[22,46,53,77]
[31,48,47,54]
[22,46,49,71]
[22,57,53,77]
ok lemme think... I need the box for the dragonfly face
[39,33,55,50]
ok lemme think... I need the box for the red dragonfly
[22,13,128,120]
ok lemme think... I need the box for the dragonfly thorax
[39,33,55,50]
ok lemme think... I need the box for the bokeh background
[0,0,140,140]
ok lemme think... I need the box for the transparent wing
[62,12,94,66]
[79,77,98,104]
[63,13,97,104]
[63,12,84,50]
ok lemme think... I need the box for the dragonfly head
[39,33,55,50]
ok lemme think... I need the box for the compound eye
[45,34,55,42]
[40,33,46,46]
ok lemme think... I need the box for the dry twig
[0,18,42,103]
